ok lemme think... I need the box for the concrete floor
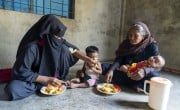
[0,65,179,110]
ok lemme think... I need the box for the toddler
[68,46,102,88]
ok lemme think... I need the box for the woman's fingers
[119,65,129,73]
[127,72,131,77]
[132,74,140,80]
[50,78,64,86]
[128,69,145,80]
[89,58,95,64]
[105,74,109,82]
[105,72,113,83]
[127,71,137,80]
[106,76,112,83]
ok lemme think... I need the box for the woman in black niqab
[5,14,96,101]
[17,14,67,56]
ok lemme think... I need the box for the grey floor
[0,65,179,110]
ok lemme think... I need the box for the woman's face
[54,35,61,40]
[128,29,144,45]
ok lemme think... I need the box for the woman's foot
[65,80,80,89]
[70,78,80,83]
[66,80,89,89]
[69,82,80,89]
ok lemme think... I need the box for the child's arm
[91,62,102,74]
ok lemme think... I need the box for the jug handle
[144,80,150,95]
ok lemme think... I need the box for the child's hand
[90,62,102,75]
[91,66,97,72]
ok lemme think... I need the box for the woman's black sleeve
[110,57,123,71]
[144,43,161,75]
[12,45,39,82]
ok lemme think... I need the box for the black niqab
[17,14,67,56]
[16,14,78,79]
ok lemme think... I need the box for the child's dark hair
[85,46,99,54]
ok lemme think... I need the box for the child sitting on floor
[68,46,102,88]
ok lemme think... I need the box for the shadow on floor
[114,99,153,110]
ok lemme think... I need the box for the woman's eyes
[129,33,139,38]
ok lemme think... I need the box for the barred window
[0,0,75,19]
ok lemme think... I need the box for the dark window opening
[0,0,75,19]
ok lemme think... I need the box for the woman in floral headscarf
[104,21,163,92]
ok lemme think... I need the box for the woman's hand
[127,68,145,80]
[87,58,97,66]
[73,50,97,65]
[47,77,65,87]
[105,70,114,83]
[118,65,129,73]
[36,75,65,87]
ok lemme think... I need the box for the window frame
[0,0,75,19]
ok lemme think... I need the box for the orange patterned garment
[128,61,149,73]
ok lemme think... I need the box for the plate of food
[40,84,66,95]
[96,83,121,95]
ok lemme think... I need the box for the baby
[68,46,102,88]
[127,55,165,74]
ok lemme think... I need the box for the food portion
[44,84,63,95]
[98,83,120,94]
[128,61,148,73]
[128,63,138,73]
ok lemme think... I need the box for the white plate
[40,85,66,95]
[96,83,121,95]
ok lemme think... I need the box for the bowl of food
[40,84,66,95]
[96,83,121,95]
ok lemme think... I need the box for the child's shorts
[80,74,96,87]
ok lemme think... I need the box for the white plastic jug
[144,77,173,110]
